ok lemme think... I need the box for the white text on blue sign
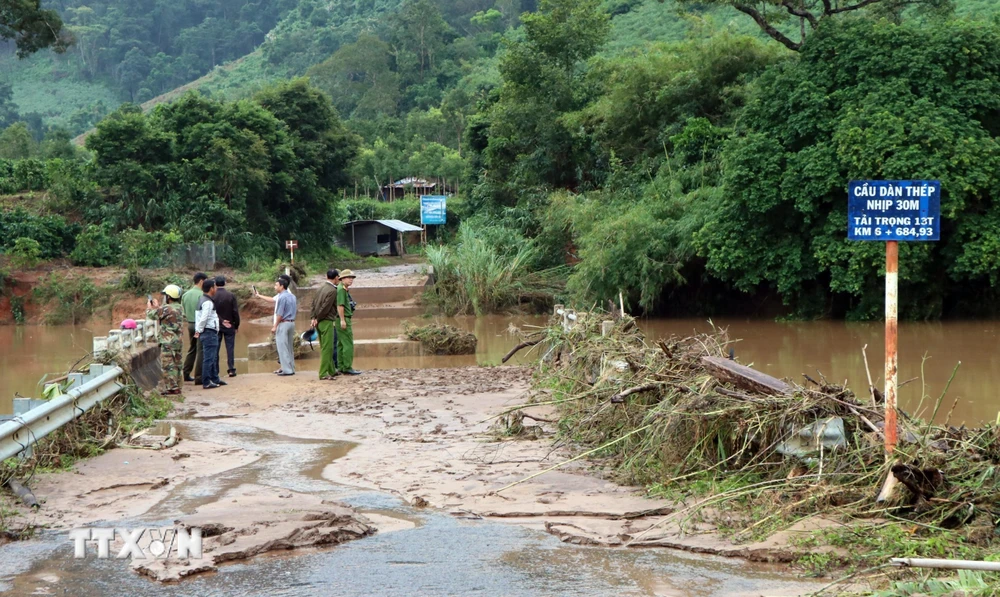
[847,180,941,241]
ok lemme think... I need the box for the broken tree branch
[733,3,802,51]
[781,0,819,28]
[502,338,542,364]
[610,383,661,404]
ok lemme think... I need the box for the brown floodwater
[0,316,994,426]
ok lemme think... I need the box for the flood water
[0,316,994,426]
[0,419,824,596]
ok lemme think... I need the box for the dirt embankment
[1,259,426,326]
[0,265,267,325]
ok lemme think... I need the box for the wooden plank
[701,356,792,395]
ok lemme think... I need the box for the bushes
[0,208,78,259]
[0,159,50,193]
[342,196,468,229]
[33,273,109,324]
[424,222,567,315]
[8,237,42,269]
[120,228,183,269]
[70,225,119,267]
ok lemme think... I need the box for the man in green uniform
[182,272,208,384]
[336,269,360,375]
[310,269,340,380]
[148,284,184,395]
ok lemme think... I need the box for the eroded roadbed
[0,367,824,596]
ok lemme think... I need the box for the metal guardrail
[0,316,163,463]
[0,365,124,462]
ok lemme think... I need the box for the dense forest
[1,0,1000,319]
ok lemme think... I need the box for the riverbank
[3,309,999,594]
[0,366,828,594]
[0,255,418,326]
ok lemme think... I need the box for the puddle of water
[143,419,355,517]
[2,515,821,597]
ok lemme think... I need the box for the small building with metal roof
[342,219,422,256]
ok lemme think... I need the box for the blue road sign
[420,195,447,225]
[847,180,940,241]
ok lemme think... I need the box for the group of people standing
[308,268,360,379]
[145,267,359,394]
[146,273,241,393]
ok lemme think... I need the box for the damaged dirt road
[1,367,825,596]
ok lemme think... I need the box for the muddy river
[1,316,993,426]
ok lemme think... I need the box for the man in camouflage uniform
[147,284,184,395]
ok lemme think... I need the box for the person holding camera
[147,284,184,395]
[336,270,360,375]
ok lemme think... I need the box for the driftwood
[701,356,791,395]
[610,383,661,403]
[502,338,542,364]
[6,478,39,509]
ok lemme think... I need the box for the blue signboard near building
[847,180,940,241]
[420,195,447,225]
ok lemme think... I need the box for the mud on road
[3,366,825,594]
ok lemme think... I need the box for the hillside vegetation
[0,0,999,320]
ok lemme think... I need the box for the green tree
[253,79,358,243]
[307,34,401,119]
[0,83,20,130]
[678,0,952,51]
[388,0,453,84]
[702,19,1000,318]
[475,0,610,208]
[1,0,69,57]
[0,122,37,159]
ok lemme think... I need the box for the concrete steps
[248,338,424,360]
[295,280,429,314]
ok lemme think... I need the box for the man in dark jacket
[213,276,240,378]
[310,269,340,380]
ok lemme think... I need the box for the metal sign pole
[848,180,940,457]
[884,240,898,454]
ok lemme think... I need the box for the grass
[511,313,1000,589]
[871,570,1000,597]
[32,272,111,324]
[424,222,568,316]
[0,52,121,131]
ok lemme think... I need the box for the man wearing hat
[336,270,361,375]
[147,284,184,395]
[310,269,340,380]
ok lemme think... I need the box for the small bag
[300,327,318,350]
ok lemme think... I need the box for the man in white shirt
[195,278,225,389]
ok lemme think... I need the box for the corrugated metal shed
[343,220,422,256]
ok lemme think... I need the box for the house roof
[345,219,423,232]
[385,177,436,188]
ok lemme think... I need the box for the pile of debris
[514,312,1000,540]
[403,322,477,355]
